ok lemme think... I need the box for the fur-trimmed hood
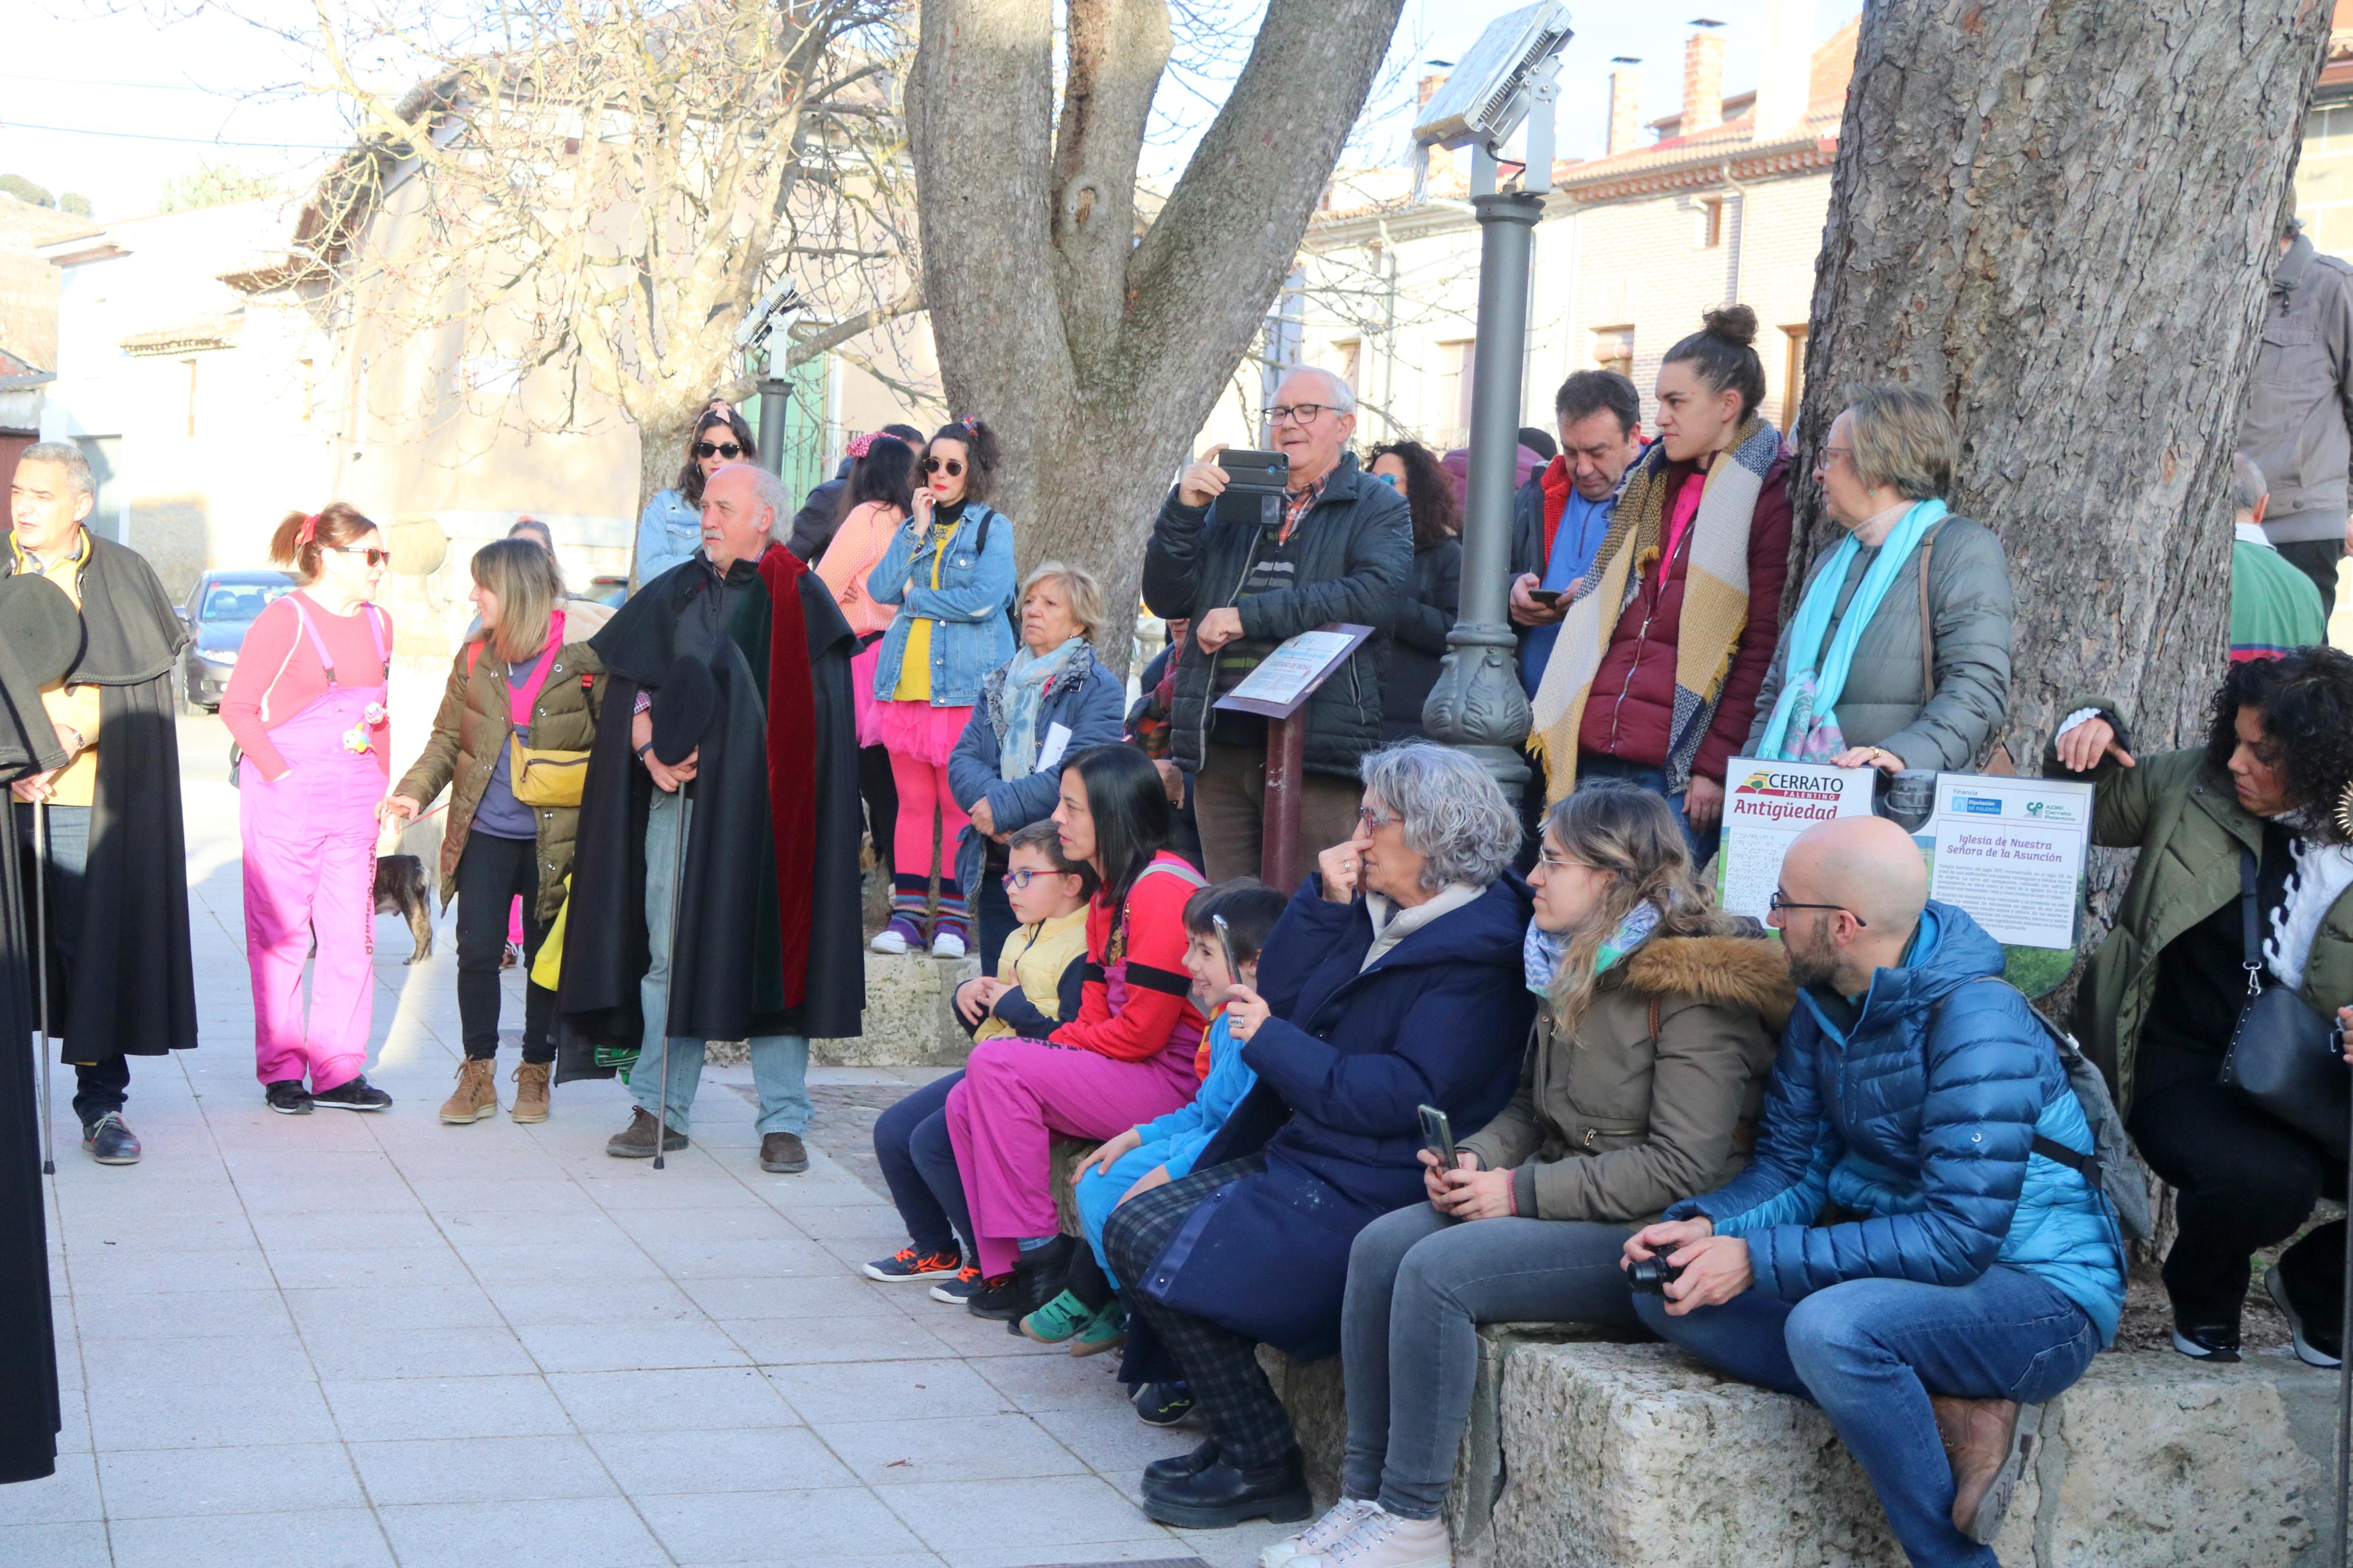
[1622,933,1795,1031]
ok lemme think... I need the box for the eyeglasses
[696,441,744,460]
[1000,867,1067,890]
[1535,848,1587,872]
[1268,403,1335,426]
[1355,805,1400,832]
[325,545,391,567]
[1766,888,1865,927]
[1813,445,1851,472]
[923,457,965,477]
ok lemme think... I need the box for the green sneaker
[1019,1289,1097,1346]
[1067,1297,1127,1357]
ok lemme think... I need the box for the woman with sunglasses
[635,405,757,586]
[219,503,398,1114]
[817,433,919,876]
[865,417,1018,958]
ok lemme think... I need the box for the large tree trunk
[1796,0,2330,922]
[909,0,1407,673]
[1795,0,2330,763]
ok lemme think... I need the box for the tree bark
[1793,0,2333,984]
[908,0,1406,672]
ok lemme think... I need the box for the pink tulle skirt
[868,696,973,767]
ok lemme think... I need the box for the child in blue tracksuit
[1017,878,1291,1356]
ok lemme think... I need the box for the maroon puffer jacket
[1576,447,1793,784]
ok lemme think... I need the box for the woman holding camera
[1266,783,1789,1567]
[865,417,1018,959]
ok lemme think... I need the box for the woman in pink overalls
[218,503,397,1114]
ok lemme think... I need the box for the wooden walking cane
[32,799,54,1177]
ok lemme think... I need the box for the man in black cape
[6,445,197,1167]
[0,570,79,1483]
[557,462,863,1174]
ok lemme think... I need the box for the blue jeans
[873,1069,974,1260]
[1575,752,1718,863]
[632,786,811,1137]
[1635,1268,2098,1568]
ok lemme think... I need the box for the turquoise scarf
[1754,497,1947,762]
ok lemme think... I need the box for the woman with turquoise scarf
[947,561,1126,968]
[1746,385,2014,775]
[1273,782,1791,1567]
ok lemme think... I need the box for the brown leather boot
[1933,1395,2039,1544]
[511,1062,552,1124]
[760,1131,810,1174]
[438,1057,498,1125]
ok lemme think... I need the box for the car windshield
[200,582,292,622]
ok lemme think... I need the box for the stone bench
[1272,1334,2337,1567]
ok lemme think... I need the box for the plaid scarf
[1528,417,1781,802]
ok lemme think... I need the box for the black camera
[1213,449,1289,525]
[1625,1256,1684,1295]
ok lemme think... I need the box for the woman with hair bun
[1525,304,1793,862]
[864,416,1018,958]
[219,503,398,1114]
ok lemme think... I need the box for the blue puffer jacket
[1669,902,2125,1345]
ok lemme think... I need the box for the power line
[0,120,349,151]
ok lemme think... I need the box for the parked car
[178,569,299,712]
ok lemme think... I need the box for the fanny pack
[468,616,593,808]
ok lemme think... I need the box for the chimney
[1606,67,1642,157]
[1418,72,1456,187]
[1749,0,1814,138]
[1680,32,1724,138]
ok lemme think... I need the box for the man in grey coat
[2237,209,2353,617]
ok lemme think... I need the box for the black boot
[967,1234,1074,1321]
[1142,1438,1220,1492]
[1140,1450,1312,1529]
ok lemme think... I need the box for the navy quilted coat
[1667,902,2124,1344]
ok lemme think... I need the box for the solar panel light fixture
[1411,1,1573,193]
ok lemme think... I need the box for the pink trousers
[240,689,384,1091]
[946,1036,1198,1278]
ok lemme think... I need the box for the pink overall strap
[290,598,342,687]
[361,603,389,681]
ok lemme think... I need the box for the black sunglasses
[324,545,391,567]
[695,441,744,460]
[922,457,965,477]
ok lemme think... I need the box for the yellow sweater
[974,906,1092,1042]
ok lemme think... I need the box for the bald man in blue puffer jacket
[1624,815,2124,1568]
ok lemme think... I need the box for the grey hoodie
[2238,233,2353,541]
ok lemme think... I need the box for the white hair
[1358,742,1520,891]
[715,461,793,536]
[1279,365,1357,416]
[17,442,94,501]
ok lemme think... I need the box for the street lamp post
[1412,3,1571,806]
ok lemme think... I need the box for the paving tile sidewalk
[5,717,1291,1568]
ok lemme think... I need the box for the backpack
[1936,977,2153,1242]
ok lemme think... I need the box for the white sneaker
[869,926,911,955]
[930,929,967,959]
[1262,1498,1376,1566]
[1303,1503,1450,1568]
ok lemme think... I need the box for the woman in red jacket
[945,744,1206,1320]
[1524,304,1792,861]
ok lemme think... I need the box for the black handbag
[2218,848,2350,1158]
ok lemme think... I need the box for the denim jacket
[866,503,1018,706]
[636,488,702,585]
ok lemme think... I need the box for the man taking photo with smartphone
[1141,367,1410,888]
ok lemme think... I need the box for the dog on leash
[373,854,435,964]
